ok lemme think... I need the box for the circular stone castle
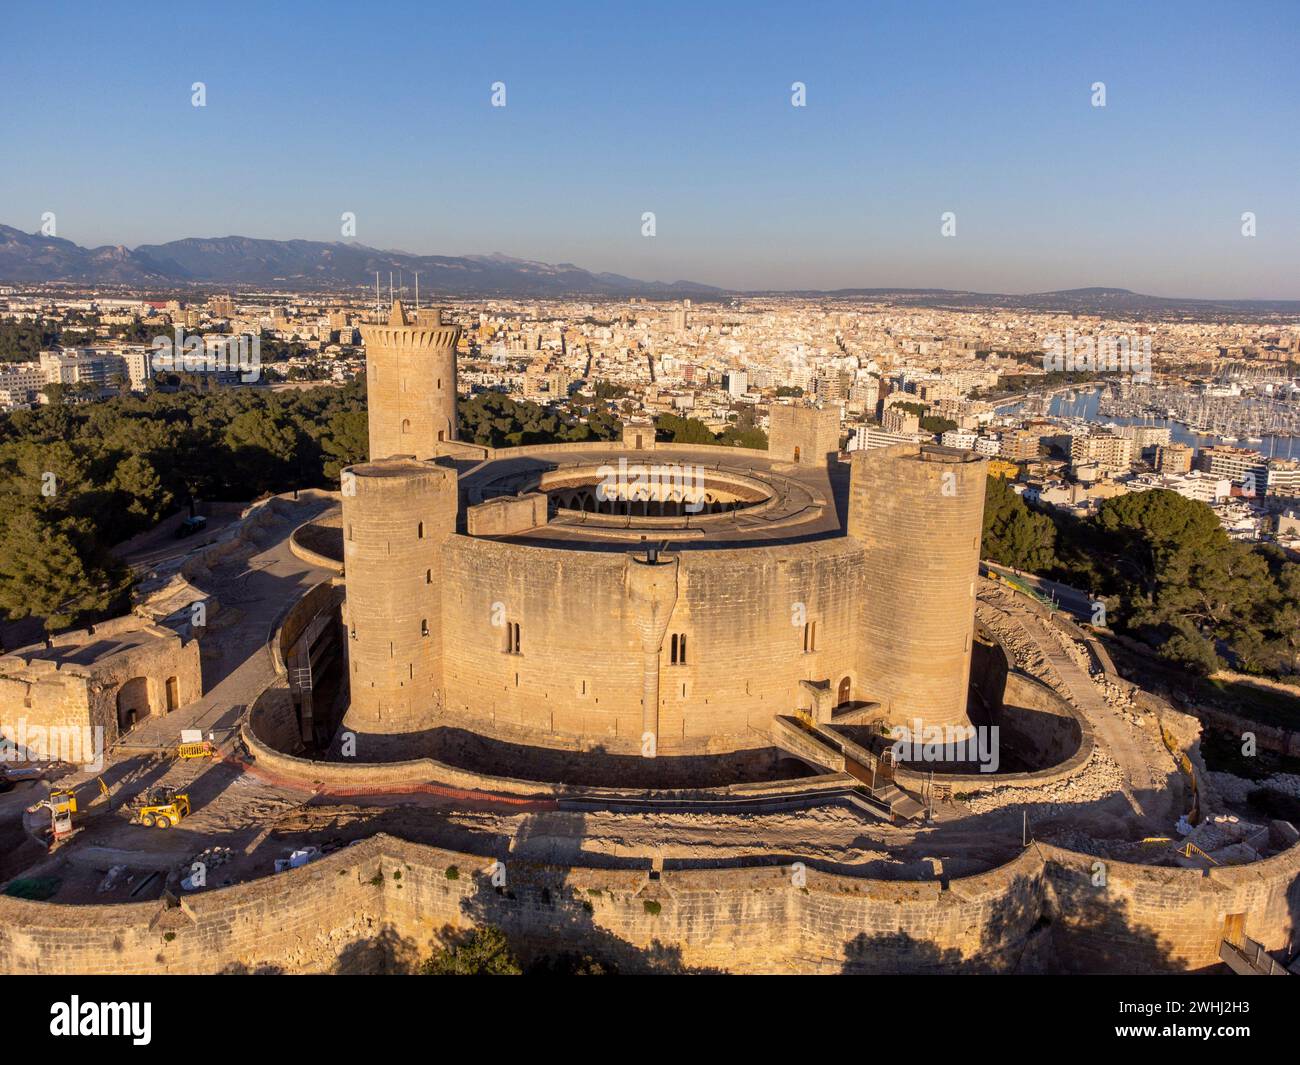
[3,300,1297,978]
[338,301,986,772]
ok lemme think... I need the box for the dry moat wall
[1,833,1296,974]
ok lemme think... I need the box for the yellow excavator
[25,778,109,848]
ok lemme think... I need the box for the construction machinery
[25,779,108,848]
[27,790,77,843]
[131,786,191,829]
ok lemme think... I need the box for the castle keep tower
[768,402,842,466]
[340,457,457,742]
[360,300,462,461]
[848,444,987,730]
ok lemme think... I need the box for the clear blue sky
[2,0,1297,297]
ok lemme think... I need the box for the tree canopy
[457,391,621,448]
[982,475,1057,572]
[655,412,767,450]
[980,475,1300,679]
[417,926,521,975]
[0,379,368,633]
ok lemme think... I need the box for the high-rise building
[1196,446,1268,493]
[1155,443,1194,474]
[1070,432,1134,474]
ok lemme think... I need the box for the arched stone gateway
[116,677,152,732]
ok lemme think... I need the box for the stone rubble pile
[1178,814,1272,866]
[189,845,234,870]
[964,749,1126,815]
[1206,771,1254,805]
[1205,770,1300,804]
[976,604,1054,681]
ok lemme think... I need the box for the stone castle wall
[0,618,200,749]
[438,535,868,753]
[465,492,549,536]
[1,831,1295,974]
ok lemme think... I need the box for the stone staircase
[770,714,927,823]
[871,783,926,822]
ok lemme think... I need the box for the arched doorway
[117,677,152,733]
[836,676,851,708]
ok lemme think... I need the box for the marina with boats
[1004,375,1300,460]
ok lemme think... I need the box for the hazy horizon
[3,0,1297,298]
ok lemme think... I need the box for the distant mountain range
[797,286,1300,317]
[0,225,721,297]
[2,224,1297,316]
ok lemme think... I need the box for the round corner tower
[340,456,457,740]
[848,443,987,730]
[360,300,462,461]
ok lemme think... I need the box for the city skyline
[2,0,1297,298]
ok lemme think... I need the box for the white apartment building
[848,425,927,451]
[0,361,46,396]
[1126,471,1232,504]
[1264,459,1300,500]
[940,429,977,450]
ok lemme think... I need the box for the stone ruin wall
[0,619,201,748]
